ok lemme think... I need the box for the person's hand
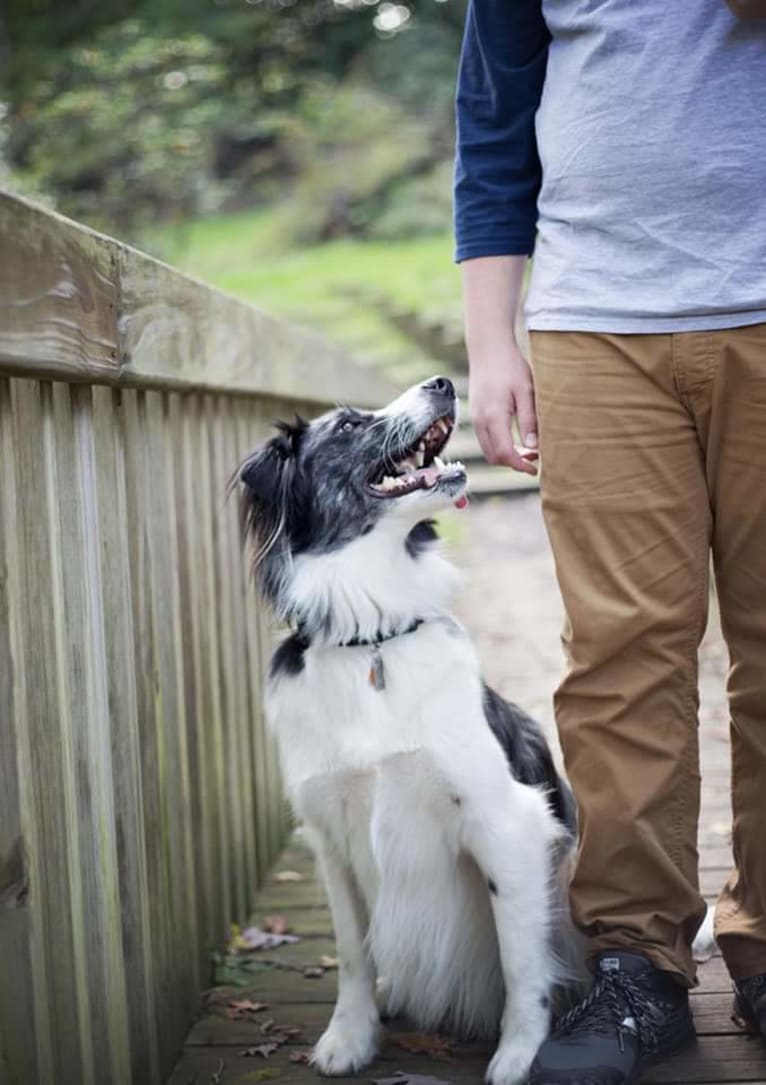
[724,0,766,19]
[469,344,539,476]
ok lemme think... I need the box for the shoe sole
[732,995,766,1039]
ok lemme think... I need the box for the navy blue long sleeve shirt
[453,0,550,263]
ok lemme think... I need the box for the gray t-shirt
[526,1,766,332]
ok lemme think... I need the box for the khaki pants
[529,325,766,986]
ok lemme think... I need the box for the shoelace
[553,971,666,1056]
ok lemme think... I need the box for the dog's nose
[422,376,455,399]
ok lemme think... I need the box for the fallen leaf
[240,1069,282,1082]
[273,1026,302,1040]
[318,955,339,969]
[239,1042,282,1058]
[289,1050,313,1064]
[239,926,300,951]
[228,922,249,953]
[262,914,291,935]
[225,999,270,1020]
[394,1033,454,1061]
[273,870,304,883]
[302,966,324,979]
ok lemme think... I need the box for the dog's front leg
[464,783,557,1085]
[311,841,380,1075]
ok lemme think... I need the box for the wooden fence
[0,192,397,1085]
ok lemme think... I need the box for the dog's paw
[485,1039,538,1085]
[311,1018,379,1076]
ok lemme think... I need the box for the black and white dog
[238,377,585,1084]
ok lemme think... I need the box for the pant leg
[707,323,766,981]
[529,330,710,985]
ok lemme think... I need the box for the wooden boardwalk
[170,496,766,1085]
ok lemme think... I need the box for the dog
[237,376,585,1084]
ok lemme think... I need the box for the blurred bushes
[1,0,465,243]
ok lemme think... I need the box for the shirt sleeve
[453,0,550,263]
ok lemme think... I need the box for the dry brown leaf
[302,966,325,979]
[289,1050,313,1064]
[239,1041,282,1058]
[273,1026,302,1040]
[262,914,291,934]
[318,955,339,969]
[394,1032,455,1060]
[225,999,270,1020]
[273,870,304,883]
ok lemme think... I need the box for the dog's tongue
[454,494,468,510]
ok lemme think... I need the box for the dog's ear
[239,416,306,506]
[238,417,308,569]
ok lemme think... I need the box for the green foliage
[277,80,434,243]
[1,0,467,240]
[369,159,454,240]
[14,20,228,232]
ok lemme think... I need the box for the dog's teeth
[416,448,425,467]
[438,419,449,436]
[434,455,445,469]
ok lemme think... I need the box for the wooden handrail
[0,191,398,405]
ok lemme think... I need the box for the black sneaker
[733,973,766,1037]
[528,950,696,1085]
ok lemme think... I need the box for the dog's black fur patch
[482,683,576,833]
[270,632,309,679]
[405,519,439,558]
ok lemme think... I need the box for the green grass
[152,208,463,381]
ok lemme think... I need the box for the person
[454,1,766,1082]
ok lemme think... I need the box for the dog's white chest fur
[266,619,559,1039]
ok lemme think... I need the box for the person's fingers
[514,378,539,453]
[477,408,538,476]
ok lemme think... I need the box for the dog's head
[238,376,466,637]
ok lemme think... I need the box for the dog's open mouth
[368,415,465,499]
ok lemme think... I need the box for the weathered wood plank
[183,990,752,1049]
[9,378,92,1082]
[172,392,222,956]
[168,1035,766,1085]
[217,397,260,909]
[50,382,131,1083]
[235,402,274,883]
[142,390,202,1063]
[93,385,161,1085]
[121,388,181,1076]
[196,394,235,934]
[208,395,249,924]
[0,193,118,381]
[251,399,289,861]
[0,378,48,1085]
[148,390,201,969]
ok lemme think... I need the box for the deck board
[170,496,762,1085]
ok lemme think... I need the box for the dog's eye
[340,419,359,433]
